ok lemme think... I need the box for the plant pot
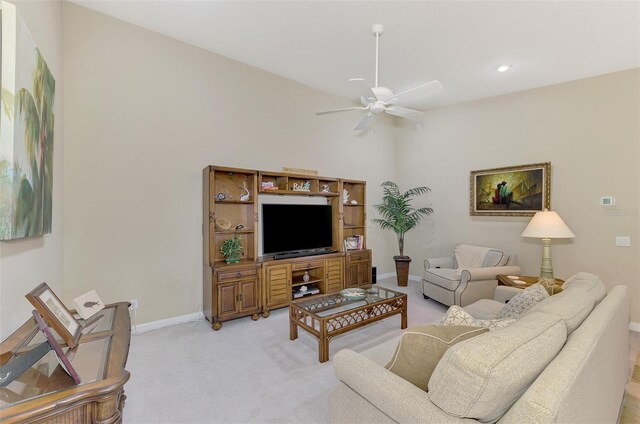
[225,256,241,264]
[394,256,412,287]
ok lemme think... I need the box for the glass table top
[294,286,404,317]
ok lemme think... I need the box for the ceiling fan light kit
[316,24,443,131]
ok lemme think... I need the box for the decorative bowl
[340,288,367,300]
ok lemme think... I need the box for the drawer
[347,251,371,262]
[217,268,257,281]
[292,260,323,271]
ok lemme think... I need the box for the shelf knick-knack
[303,271,310,282]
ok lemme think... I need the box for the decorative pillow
[497,283,549,319]
[428,312,567,422]
[441,305,516,331]
[385,325,488,391]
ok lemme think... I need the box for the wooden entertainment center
[202,166,372,330]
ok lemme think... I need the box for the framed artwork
[1,2,56,240]
[25,283,81,348]
[32,310,81,384]
[470,162,550,217]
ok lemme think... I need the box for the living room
[1,1,638,423]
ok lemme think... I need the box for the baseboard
[630,321,640,333]
[376,272,421,282]
[132,311,205,334]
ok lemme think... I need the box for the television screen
[262,204,333,255]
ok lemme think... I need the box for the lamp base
[540,238,554,279]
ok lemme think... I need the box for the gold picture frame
[25,283,82,348]
[470,162,551,217]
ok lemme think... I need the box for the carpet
[122,280,446,423]
[620,352,640,423]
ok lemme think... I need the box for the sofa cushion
[525,287,595,335]
[428,311,567,422]
[481,249,507,267]
[562,272,607,303]
[385,325,489,391]
[464,298,505,320]
[422,268,461,291]
[441,305,516,331]
[497,283,549,319]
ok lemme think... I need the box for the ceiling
[71,1,640,108]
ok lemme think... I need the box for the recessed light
[497,64,511,73]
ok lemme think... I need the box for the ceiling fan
[316,24,443,131]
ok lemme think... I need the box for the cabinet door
[264,264,291,308]
[238,279,259,313]
[217,282,239,318]
[358,261,372,286]
[325,258,344,292]
[346,263,360,288]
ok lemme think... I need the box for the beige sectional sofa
[329,273,629,423]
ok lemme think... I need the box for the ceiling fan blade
[353,112,374,131]
[393,80,443,104]
[349,78,376,100]
[371,86,394,102]
[385,106,425,121]
[316,106,367,116]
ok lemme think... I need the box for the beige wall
[0,0,63,339]
[395,69,640,322]
[62,3,397,324]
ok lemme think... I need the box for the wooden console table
[0,303,131,423]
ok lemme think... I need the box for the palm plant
[373,181,433,257]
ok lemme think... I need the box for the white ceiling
[71,0,640,108]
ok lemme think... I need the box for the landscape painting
[1,1,55,240]
[470,162,550,217]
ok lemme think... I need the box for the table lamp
[521,209,575,279]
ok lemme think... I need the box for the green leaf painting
[0,2,55,240]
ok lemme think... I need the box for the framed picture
[32,310,81,384]
[25,283,82,348]
[470,162,551,217]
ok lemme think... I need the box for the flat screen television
[262,204,333,256]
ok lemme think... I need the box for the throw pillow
[441,305,516,331]
[385,325,488,391]
[497,283,549,319]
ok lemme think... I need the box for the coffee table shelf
[289,286,407,363]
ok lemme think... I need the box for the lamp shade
[521,210,575,239]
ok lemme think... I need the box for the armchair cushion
[497,283,549,319]
[385,325,489,391]
[441,305,516,331]
[422,268,461,291]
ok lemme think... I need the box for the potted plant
[373,181,433,286]
[220,236,243,264]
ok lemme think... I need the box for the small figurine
[216,193,226,201]
[235,224,245,231]
[350,200,358,205]
[303,271,310,282]
[302,181,311,191]
[239,180,250,202]
[320,185,330,193]
[343,189,350,204]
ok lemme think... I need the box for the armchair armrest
[424,256,455,271]
[333,349,469,423]
[460,265,522,282]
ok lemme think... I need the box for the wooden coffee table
[289,286,407,363]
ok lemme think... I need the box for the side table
[497,274,564,295]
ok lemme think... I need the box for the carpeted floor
[122,279,446,423]
[621,351,640,423]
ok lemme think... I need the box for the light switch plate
[615,236,630,247]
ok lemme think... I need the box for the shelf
[214,230,255,235]
[214,200,255,205]
[259,189,339,197]
[343,225,365,229]
[292,279,322,287]
[343,203,364,207]
[212,258,257,267]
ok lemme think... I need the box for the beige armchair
[422,245,521,307]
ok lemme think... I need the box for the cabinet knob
[236,272,241,278]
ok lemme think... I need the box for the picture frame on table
[470,162,551,217]
[32,310,81,384]
[25,282,82,348]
